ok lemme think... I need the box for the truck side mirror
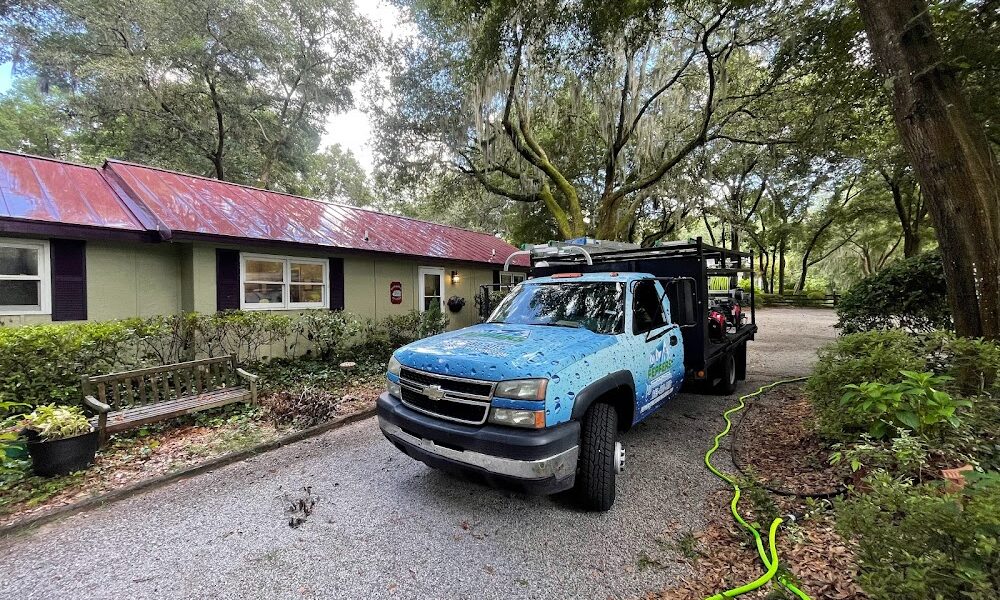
[668,279,697,327]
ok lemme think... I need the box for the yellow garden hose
[703,377,811,600]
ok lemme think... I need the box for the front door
[418,267,445,313]
[631,279,683,417]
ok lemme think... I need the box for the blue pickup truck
[377,239,756,510]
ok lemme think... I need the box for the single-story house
[0,150,528,329]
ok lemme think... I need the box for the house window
[240,253,328,310]
[499,271,525,290]
[0,239,50,315]
[418,267,445,313]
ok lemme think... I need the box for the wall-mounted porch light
[450,270,460,285]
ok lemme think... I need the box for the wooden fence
[762,293,840,308]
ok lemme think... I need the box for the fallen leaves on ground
[647,384,866,600]
[735,385,846,495]
[1,379,379,528]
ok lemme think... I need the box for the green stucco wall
[1,236,505,332]
[87,241,183,321]
[0,239,184,326]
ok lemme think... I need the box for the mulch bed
[0,383,379,529]
[647,384,866,599]
[734,385,846,496]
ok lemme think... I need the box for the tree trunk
[757,247,769,293]
[777,237,787,295]
[769,243,778,293]
[902,229,921,258]
[887,176,923,257]
[797,254,809,293]
[857,0,1000,339]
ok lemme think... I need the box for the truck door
[631,279,684,417]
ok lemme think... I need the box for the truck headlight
[387,355,401,377]
[494,378,547,401]
[489,407,546,429]
[386,355,402,398]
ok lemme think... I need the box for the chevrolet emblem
[422,384,446,401]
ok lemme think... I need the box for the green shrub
[830,431,930,482]
[811,329,1000,469]
[839,371,971,439]
[0,322,136,409]
[837,472,1000,599]
[808,330,1000,435]
[21,404,92,440]
[923,331,1000,397]
[808,330,924,435]
[293,310,361,360]
[193,311,295,362]
[0,312,301,411]
[836,251,951,334]
[355,308,449,360]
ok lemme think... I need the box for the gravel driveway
[0,308,836,600]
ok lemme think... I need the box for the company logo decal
[647,341,674,381]
[462,329,530,343]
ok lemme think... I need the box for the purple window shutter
[51,239,87,321]
[216,249,240,311]
[329,257,344,310]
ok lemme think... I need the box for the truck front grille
[399,367,494,397]
[397,368,494,425]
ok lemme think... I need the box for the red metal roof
[104,160,527,266]
[0,151,144,231]
[0,150,527,266]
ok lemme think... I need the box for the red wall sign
[390,281,403,304]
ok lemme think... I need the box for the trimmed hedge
[0,309,447,411]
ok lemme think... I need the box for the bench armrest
[236,368,259,382]
[84,394,111,413]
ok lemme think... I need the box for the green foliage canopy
[0,0,381,191]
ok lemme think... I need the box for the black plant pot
[25,429,99,477]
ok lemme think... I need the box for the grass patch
[675,530,700,560]
[0,466,85,516]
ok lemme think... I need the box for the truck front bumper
[377,392,580,495]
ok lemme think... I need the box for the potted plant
[21,404,99,476]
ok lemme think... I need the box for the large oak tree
[377,0,806,242]
[856,0,1000,339]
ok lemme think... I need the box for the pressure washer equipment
[703,378,812,600]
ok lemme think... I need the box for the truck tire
[575,403,619,511]
[713,352,738,396]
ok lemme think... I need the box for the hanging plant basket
[447,296,466,313]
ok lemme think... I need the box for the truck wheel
[575,403,619,512]
[713,353,738,395]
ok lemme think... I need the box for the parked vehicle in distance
[377,238,756,510]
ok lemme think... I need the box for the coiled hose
[703,377,812,600]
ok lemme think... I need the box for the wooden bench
[81,356,258,447]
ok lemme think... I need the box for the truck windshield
[488,281,625,334]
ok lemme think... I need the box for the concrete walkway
[0,308,836,600]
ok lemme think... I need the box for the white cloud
[320,0,415,174]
